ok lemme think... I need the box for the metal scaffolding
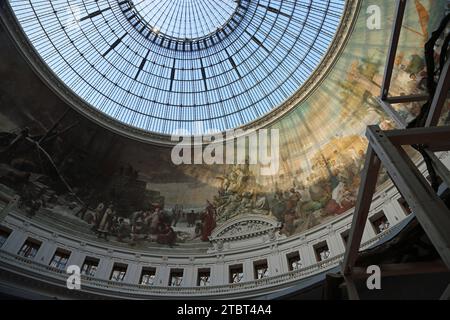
[337,0,450,300]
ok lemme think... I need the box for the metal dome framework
[124,0,245,45]
[8,0,347,136]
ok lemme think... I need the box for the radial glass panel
[8,0,346,135]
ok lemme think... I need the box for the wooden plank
[425,59,450,127]
[342,146,381,274]
[367,125,450,268]
[376,97,407,129]
[383,126,450,147]
[384,94,429,104]
[381,0,408,99]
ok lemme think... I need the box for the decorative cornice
[210,215,281,242]
[0,210,409,298]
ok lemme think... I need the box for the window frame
[17,238,41,259]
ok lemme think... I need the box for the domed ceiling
[8,0,345,136]
[0,0,446,252]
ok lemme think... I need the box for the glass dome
[130,0,240,41]
[8,0,346,135]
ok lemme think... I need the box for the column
[279,251,291,273]
[66,250,85,269]
[327,233,344,256]
[124,264,140,284]
[182,265,195,287]
[95,257,113,280]
[382,201,402,225]
[155,264,169,287]
[242,260,254,282]
[300,244,315,266]
[361,221,377,243]
[35,241,56,265]
[211,263,225,285]
[267,253,282,276]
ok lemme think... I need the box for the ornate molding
[208,215,283,252]
[0,195,413,298]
